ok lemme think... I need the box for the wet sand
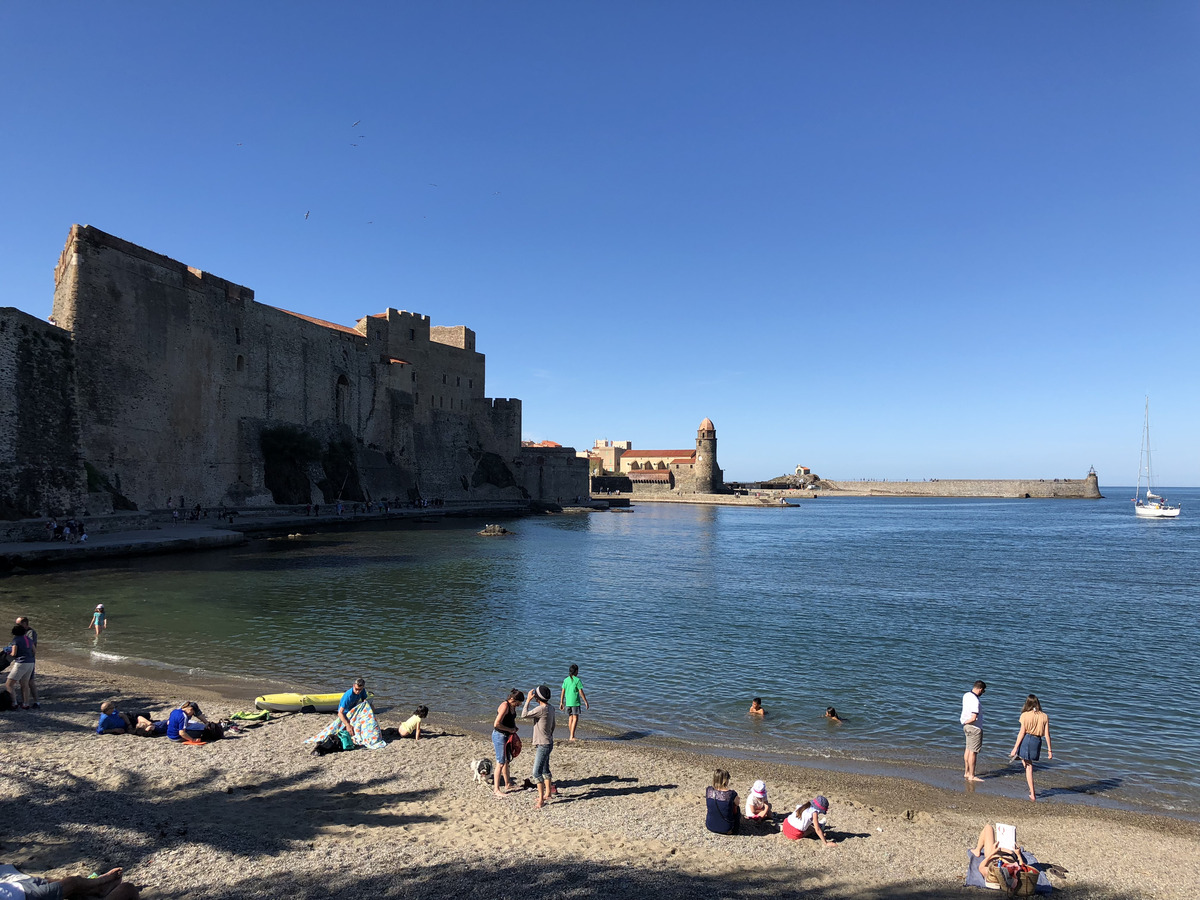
[2,658,1197,899]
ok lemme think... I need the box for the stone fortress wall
[0,307,88,517]
[821,474,1102,499]
[1,225,586,518]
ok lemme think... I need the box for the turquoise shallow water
[4,488,1198,815]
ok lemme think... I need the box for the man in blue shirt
[338,678,369,739]
[166,701,209,741]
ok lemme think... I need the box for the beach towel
[304,701,386,750]
[965,849,1053,893]
[231,710,271,722]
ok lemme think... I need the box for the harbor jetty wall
[822,473,1101,499]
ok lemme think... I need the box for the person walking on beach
[15,616,38,708]
[559,664,589,741]
[90,604,107,636]
[492,689,524,798]
[4,625,35,709]
[1009,694,1053,801]
[521,684,557,808]
[961,680,986,781]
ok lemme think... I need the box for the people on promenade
[398,705,429,740]
[1009,694,1053,801]
[492,689,524,798]
[4,625,35,709]
[15,617,37,708]
[559,664,589,741]
[90,605,107,636]
[704,769,741,834]
[338,678,370,740]
[782,795,833,847]
[744,780,771,822]
[960,680,986,782]
[0,864,138,900]
[166,701,210,742]
[521,685,557,809]
[749,697,766,716]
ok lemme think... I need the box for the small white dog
[471,758,493,784]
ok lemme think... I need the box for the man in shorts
[961,680,986,781]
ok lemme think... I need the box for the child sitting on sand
[744,780,772,821]
[782,795,834,848]
[749,697,766,716]
[398,705,429,740]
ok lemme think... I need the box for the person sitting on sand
[398,705,429,740]
[744,780,772,821]
[824,707,841,723]
[337,678,370,740]
[782,795,834,847]
[96,701,164,736]
[0,864,138,899]
[749,698,766,716]
[704,769,741,835]
[166,701,210,742]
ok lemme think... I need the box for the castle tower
[694,417,723,494]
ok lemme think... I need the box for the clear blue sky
[3,3,1198,485]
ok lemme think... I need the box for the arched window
[335,375,350,424]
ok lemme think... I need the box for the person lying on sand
[0,864,138,899]
[96,701,164,736]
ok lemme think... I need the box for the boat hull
[1135,504,1181,519]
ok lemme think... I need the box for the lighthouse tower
[694,417,723,494]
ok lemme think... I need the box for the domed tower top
[697,417,716,439]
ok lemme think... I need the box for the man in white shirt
[960,680,986,782]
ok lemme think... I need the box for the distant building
[589,419,723,496]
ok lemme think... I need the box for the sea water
[3,489,1197,816]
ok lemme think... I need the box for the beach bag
[337,729,356,751]
[988,858,1038,897]
[506,733,522,762]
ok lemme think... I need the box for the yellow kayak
[253,692,373,713]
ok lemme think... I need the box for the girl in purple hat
[782,795,833,847]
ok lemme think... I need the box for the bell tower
[694,417,722,493]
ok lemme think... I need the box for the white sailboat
[1134,398,1181,519]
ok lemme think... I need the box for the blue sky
[3,3,1198,484]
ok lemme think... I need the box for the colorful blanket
[304,701,387,750]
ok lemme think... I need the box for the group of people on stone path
[44,518,87,543]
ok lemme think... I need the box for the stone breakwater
[821,473,1102,499]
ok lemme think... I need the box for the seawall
[820,474,1102,499]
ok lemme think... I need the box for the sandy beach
[2,658,1196,900]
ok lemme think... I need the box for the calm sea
[3,488,1198,816]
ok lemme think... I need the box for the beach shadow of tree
[552,774,677,804]
[181,856,1118,900]
[0,767,441,869]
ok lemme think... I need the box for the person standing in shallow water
[559,664,589,741]
[1010,694,1053,801]
[961,680,986,782]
